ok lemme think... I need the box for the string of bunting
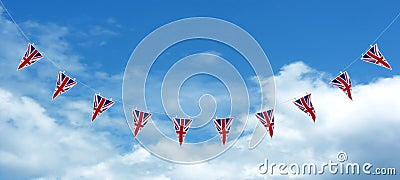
[1,1,398,146]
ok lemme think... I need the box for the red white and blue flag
[256,109,275,138]
[132,109,152,137]
[293,94,316,122]
[173,118,192,146]
[214,118,234,144]
[52,71,77,100]
[92,94,114,122]
[361,44,392,70]
[330,71,353,100]
[17,43,43,70]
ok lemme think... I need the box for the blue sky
[1,0,400,179]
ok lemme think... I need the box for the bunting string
[1,0,399,145]
[0,0,104,98]
[276,7,400,105]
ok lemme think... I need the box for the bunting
[8,8,397,146]
[361,44,392,70]
[92,94,115,122]
[12,40,396,145]
[132,109,152,137]
[17,43,43,70]
[255,109,275,138]
[214,118,233,145]
[173,118,192,146]
[293,94,316,122]
[330,71,352,100]
[52,71,77,100]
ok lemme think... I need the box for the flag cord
[275,93,311,108]
[342,10,400,71]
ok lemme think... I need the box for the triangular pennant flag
[255,109,275,138]
[213,117,234,144]
[92,94,114,122]
[52,71,77,100]
[17,43,43,70]
[330,71,353,100]
[361,44,392,70]
[293,94,316,122]
[132,109,152,137]
[173,118,192,146]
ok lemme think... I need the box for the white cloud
[0,88,118,179]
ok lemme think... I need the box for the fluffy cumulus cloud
[2,60,400,179]
[0,88,117,179]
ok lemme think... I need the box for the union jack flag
[17,43,43,70]
[173,118,192,146]
[330,71,352,100]
[132,109,152,137]
[255,109,275,138]
[52,71,77,100]
[213,118,234,144]
[361,44,392,70]
[92,94,114,122]
[293,94,316,122]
